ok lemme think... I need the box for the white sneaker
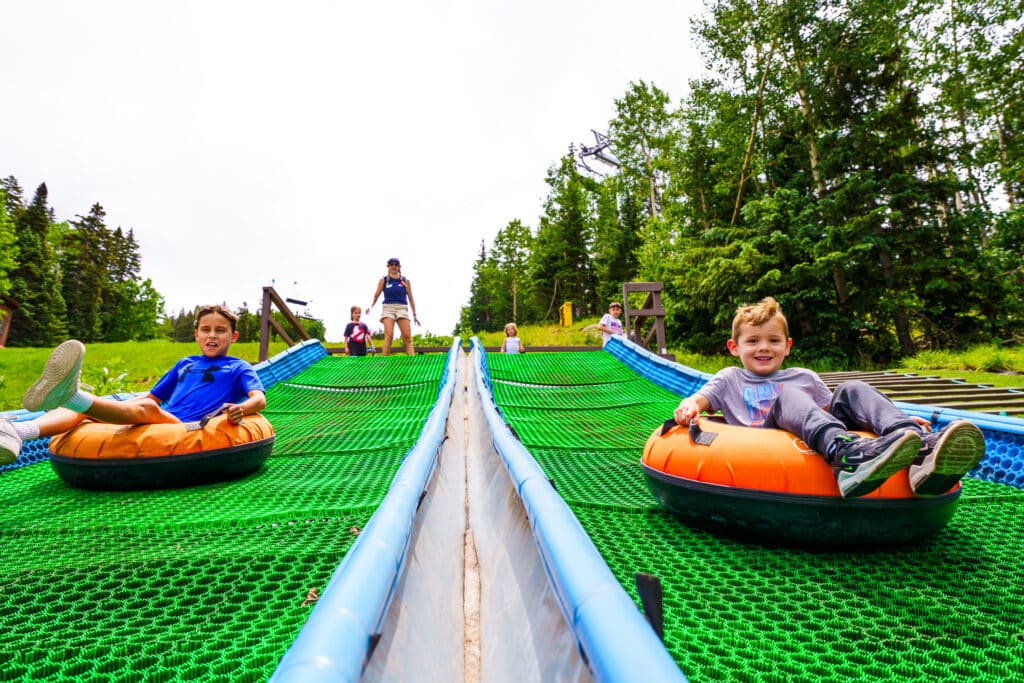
[23,339,86,412]
[0,420,22,465]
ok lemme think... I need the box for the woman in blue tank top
[367,257,419,355]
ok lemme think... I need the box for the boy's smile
[194,312,239,358]
[727,317,792,375]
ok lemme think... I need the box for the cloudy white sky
[3,0,705,340]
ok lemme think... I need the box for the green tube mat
[0,353,446,682]
[487,352,1024,683]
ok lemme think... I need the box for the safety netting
[0,352,447,682]
[486,351,1024,683]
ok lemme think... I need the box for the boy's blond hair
[731,296,788,340]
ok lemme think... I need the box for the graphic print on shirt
[177,361,223,384]
[742,381,783,427]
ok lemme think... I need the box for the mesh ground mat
[487,351,1024,683]
[0,353,446,682]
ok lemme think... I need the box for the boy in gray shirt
[673,297,986,498]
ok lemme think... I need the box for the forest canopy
[460,0,1024,365]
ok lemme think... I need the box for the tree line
[0,175,328,348]
[1,177,163,346]
[461,0,1023,365]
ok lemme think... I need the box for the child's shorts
[380,303,411,321]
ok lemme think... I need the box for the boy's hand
[223,403,245,424]
[673,400,700,426]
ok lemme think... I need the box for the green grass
[0,340,287,412]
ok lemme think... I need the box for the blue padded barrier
[604,336,1024,492]
[471,337,686,683]
[254,338,328,390]
[270,339,460,683]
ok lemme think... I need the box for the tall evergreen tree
[530,156,598,320]
[0,189,18,300]
[62,203,110,341]
[7,183,67,346]
[490,219,535,323]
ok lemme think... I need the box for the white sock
[63,391,94,413]
[13,421,41,441]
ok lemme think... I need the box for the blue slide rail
[270,338,461,681]
[471,337,687,683]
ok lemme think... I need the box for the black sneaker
[832,430,922,498]
[909,420,986,496]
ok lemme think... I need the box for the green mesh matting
[0,353,446,682]
[487,352,1024,683]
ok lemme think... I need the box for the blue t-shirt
[382,276,408,305]
[150,356,265,422]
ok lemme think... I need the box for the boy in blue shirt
[672,297,986,498]
[1,305,266,464]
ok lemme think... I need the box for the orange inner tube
[49,414,275,460]
[642,419,956,499]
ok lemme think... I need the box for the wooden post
[259,285,313,361]
[622,282,670,357]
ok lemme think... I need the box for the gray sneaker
[1,420,22,465]
[23,339,86,412]
[832,429,922,498]
[910,420,986,496]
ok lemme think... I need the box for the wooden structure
[259,286,313,361]
[622,282,671,358]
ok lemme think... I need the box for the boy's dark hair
[195,304,239,332]
[350,305,361,316]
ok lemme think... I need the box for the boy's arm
[674,394,711,426]
[222,390,267,424]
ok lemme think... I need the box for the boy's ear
[726,339,740,356]
[231,330,239,342]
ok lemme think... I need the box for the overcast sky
[3,0,705,340]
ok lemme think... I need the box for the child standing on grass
[1,305,266,465]
[672,297,986,498]
[501,322,524,354]
[343,305,372,356]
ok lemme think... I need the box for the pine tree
[7,183,67,346]
[62,203,110,341]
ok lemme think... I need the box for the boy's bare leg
[397,318,414,355]
[82,397,180,426]
[32,408,90,439]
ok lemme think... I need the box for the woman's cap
[387,258,401,266]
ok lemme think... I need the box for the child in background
[1,305,266,465]
[672,297,986,498]
[343,305,372,356]
[501,322,524,354]
[597,301,624,347]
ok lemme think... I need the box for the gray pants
[766,380,919,464]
